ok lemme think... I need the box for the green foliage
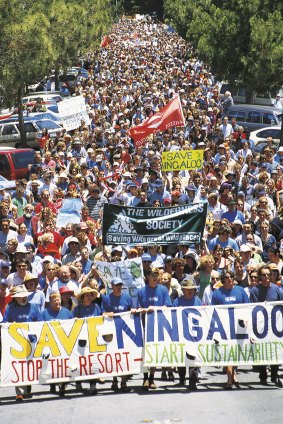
[164,0,283,94]
[0,0,114,109]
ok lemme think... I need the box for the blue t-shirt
[221,210,245,224]
[212,285,250,305]
[101,292,133,313]
[173,296,202,307]
[41,306,72,321]
[137,284,172,308]
[250,283,283,303]
[73,303,101,318]
[208,236,239,252]
[3,302,41,323]
[28,291,46,312]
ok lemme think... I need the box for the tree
[164,0,283,101]
[0,0,54,145]
[0,0,114,145]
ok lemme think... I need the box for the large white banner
[95,257,145,306]
[1,313,144,387]
[58,95,91,131]
[144,302,283,367]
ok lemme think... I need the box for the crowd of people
[1,16,283,401]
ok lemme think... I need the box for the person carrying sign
[3,285,41,401]
[101,277,133,392]
[173,277,202,390]
[212,271,249,389]
[250,265,283,387]
[136,267,172,390]
[73,287,101,395]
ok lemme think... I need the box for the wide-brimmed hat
[10,285,32,298]
[69,265,80,281]
[182,277,199,290]
[76,287,98,301]
[23,273,38,284]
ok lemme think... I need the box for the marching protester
[3,285,41,401]
[212,271,249,389]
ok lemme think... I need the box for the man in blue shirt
[41,291,72,396]
[173,277,201,390]
[250,265,283,387]
[208,224,239,252]
[212,271,249,390]
[149,180,171,205]
[101,277,133,392]
[136,267,172,390]
[221,199,245,224]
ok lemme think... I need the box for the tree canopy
[164,0,283,96]
[0,0,113,109]
[0,0,113,144]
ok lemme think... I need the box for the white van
[219,82,275,106]
[22,92,63,105]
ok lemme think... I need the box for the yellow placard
[162,150,204,171]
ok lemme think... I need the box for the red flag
[129,95,185,148]
[100,36,112,48]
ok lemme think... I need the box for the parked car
[22,92,63,105]
[26,112,62,125]
[0,119,62,148]
[226,105,282,131]
[0,147,35,180]
[0,174,16,192]
[1,111,61,124]
[250,126,281,144]
[249,126,281,153]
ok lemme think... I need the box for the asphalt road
[1,366,282,424]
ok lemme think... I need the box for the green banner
[102,203,207,245]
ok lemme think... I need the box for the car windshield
[36,120,61,130]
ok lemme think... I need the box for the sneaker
[111,381,119,390]
[142,379,149,390]
[149,380,157,389]
[16,395,24,402]
[90,383,98,395]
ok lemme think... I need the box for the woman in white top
[17,223,34,247]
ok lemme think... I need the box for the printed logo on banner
[108,210,137,235]
[102,203,207,245]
